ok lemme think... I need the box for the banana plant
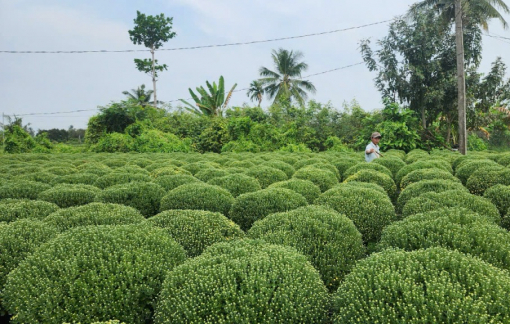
[180,76,237,117]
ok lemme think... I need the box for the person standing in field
[365,132,381,162]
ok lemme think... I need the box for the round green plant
[0,180,51,200]
[93,172,152,189]
[484,184,510,216]
[207,173,261,198]
[395,159,453,186]
[50,173,100,186]
[466,167,510,195]
[344,169,397,201]
[400,168,460,190]
[0,199,59,223]
[268,179,321,204]
[153,174,202,192]
[343,162,392,180]
[455,159,500,185]
[38,184,101,208]
[244,166,288,188]
[292,167,338,192]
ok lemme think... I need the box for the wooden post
[455,0,467,155]
[151,46,157,109]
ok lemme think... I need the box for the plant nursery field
[1,149,510,323]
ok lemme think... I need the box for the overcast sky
[1,0,509,131]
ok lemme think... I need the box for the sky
[0,0,509,131]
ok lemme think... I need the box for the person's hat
[371,132,382,138]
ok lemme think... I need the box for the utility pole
[2,113,5,150]
[455,0,467,155]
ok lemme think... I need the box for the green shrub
[38,184,101,208]
[149,166,192,178]
[0,180,51,200]
[378,207,510,271]
[466,167,510,195]
[194,168,229,182]
[152,174,201,192]
[245,166,288,188]
[44,166,78,176]
[101,159,127,168]
[126,158,154,168]
[344,169,397,201]
[181,161,219,175]
[248,205,365,292]
[0,199,59,223]
[484,184,510,217]
[403,149,429,164]
[332,159,359,181]
[452,154,488,171]
[334,181,387,195]
[455,159,500,185]
[207,173,261,198]
[3,225,186,324]
[315,186,395,243]
[43,203,145,232]
[114,165,150,176]
[13,172,58,184]
[160,183,234,216]
[384,149,406,159]
[91,133,134,153]
[395,159,453,186]
[230,188,308,231]
[154,239,329,324]
[225,160,255,169]
[497,153,510,166]
[293,158,330,170]
[145,160,184,172]
[343,162,393,180]
[332,248,510,323]
[134,129,192,153]
[397,180,467,214]
[402,190,501,223]
[268,179,321,204]
[148,210,245,257]
[292,167,338,192]
[76,162,112,176]
[93,172,152,189]
[260,160,295,178]
[96,182,166,217]
[0,219,58,315]
[400,168,461,190]
[50,173,100,186]
[372,157,406,178]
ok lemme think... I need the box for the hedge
[248,205,365,292]
[229,188,308,231]
[224,160,256,169]
[43,203,145,232]
[260,160,295,178]
[0,219,59,315]
[395,160,453,186]
[75,162,112,176]
[194,168,229,182]
[207,173,261,198]
[44,166,78,176]
[497,153,510,166]
[455,159,500,185]
[181,162,219,175]
[343,162,393,180]
[372,157,406,178]
[13,172,58,184]
[484,184,510,217]
[160,183,234,216]
[244,166,288,188]
[292,167,338,192]
[3,225,186,324]
[0,199,59,223]
[154,239,329,324]
[397,179,468,214]
[466,167,510,195]
[293,158,331,170]
[332,248,510,323]
[334,181,387,195]
[50,173,100,186]
[268,179,321,204]
[332,159,359,181]
[400,168,461,190]
[38,184,101,208]
[147,210,245,257]
[0,180,51,200]
[315,186,396,243]
[403,149,429,164]
[93,172,152,189]
[402,190,501,223]
[113,165,150,176]
[101,159,128,168]
[149,166,192,178]
[344,169,397,201]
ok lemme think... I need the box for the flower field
[0,149,510,323]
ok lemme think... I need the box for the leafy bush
[207,173,261,198]
[181,161,219,175]
[160,183,234,216]
[497,153,510,166]
[248,205,365,292]
[225,160,255,169]
[293,158,330,170]
[133,129,192,153]
[260,160,295,178]
[334,181,387,195]
[91,133,134,153]
[455,159,500,185]
[0,219,58,315]
[50,173,100,186]
[395,159,452,186]
[466,167,510,195]
[397,179,467,214]
[93,172,152,189]
[96,182,166,217]
[194,168,229,182]
[372,157,406,178]
[0,199,59,223]
[343,162,393,180]
[3,225,187,324]
[44,166,78,176]
[148,210,245,257]
[153,174,201,192]
[332,248,510,323]
[403,149,429,164]
[268,179,321,204]
[76,162,112,176]
[113,165,150,175]
[13,172,58,184]
[402,190,501,223]
[292,167,338,192]
[484,184,510,217]
[149,166,192,178]
[38,184,101,208]
[0,180,51,200]
[315,186,396,243]
[244,166,288,188]
[344,169,397,201]
[101,159,128,168]
[154,239,329,324]
[44,203,145,232]
[332,159,359,181]
[400,168,461,190]
[230,188,308,231]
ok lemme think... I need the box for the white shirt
[365,142,380,162]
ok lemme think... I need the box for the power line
[0,20,394,54]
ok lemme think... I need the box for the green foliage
[395,159,452,186]
[160,183,234,216]
[3,125,36,154]
[91,133,135,153]
[402,190,501,223]
[344,169,397,200]
[229,188,308,231]
[484,184,510,216]
[153,174,201,191]
[260,160,295,178]
[43,203,145,232]
[455,159,500,185]
[335,181,388,195]
[180,76,238,117]
[76,162,111,176]
[194,168,229,182]
[332,159,359,181]
[400,168,461,190]
[0,219,58,315]
[0,199,59,223]
[150,166,192,178]
[315,186,396,243]
[292,167,338,192]
[325,136,353,152]
[4,225,186,324]
[333,248,510,323]
[0,180,51,200]
[50,173,100,186]
[93,172,151,189]
[133,129,192,153]
[13,171,58,184]
[147,210,245,257]
[38,184,100,208]
[343,162,393,180]
[466,166,510,195]
[244,166,288,188]
[154,239,329,324]
[208,173,261,198]
[372,156,406,178]
[268,179,321,204]
[96,182,166,217]
[248,205,365,292]
[468,133,489,151]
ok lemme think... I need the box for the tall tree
[259,49,316,106]
[122,84,154,107]
[179,76,237,117]
[129,11,176,108]
[408,0,509,154]
[247,81,265,107]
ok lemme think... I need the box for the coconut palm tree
[247,81,265,107]
[258,48,316,106]
[122,84,155,107]
[408,0,509,154]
